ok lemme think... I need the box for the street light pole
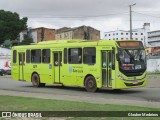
[129,3,136,40]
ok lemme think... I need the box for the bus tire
[85,76,97,92]
[31,73,45,87]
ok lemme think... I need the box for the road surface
[0,76,160,108]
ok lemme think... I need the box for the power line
[21,12,129,18]
[133,11,160,19]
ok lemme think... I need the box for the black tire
[31,73,45,87]
[113,89,121,92]
[85,76,97,92]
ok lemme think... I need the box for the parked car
[5,69,11,75]
[0,69,5,76]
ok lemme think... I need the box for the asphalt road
[0,76,160,108]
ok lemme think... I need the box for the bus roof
[12,40,143,49]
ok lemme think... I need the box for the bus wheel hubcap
[88,80,94,88]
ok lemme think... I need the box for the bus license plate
[133,81,138,84]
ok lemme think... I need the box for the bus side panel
[23,63,32,82]
[11,63,19,80]
[39,64,53,84]
[28,64,53,84]
[60,64,77,86]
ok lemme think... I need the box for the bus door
[18,52,25,80]
[102,51,114,87]
[53,51,62,83]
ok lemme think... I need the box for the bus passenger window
[83,47,96,64]
[68,48,82,64]
[42,49,50,63]
[13,50,17,63]
[54,53,58,66]
[64,48,67,64]
[31,49,41,63]
[26,50,30,63]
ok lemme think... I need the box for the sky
[1,0,160,38]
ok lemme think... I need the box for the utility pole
[129,3,136,40]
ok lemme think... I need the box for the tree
[0,10,28,44]
[19,35,33,45]
[2,39,12,48]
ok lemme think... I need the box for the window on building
[121,33,123,35]
[126,33,128,35]
[121,38,123,40]
[109,34,110,36]
[113,38,115,40]
[141,33,143,35]
[116,33,118,35]
[126,38,128,40]
[135,33,138,35]
[83,47,96,64]
[13,50,17,63]
[141,38,143,40]
[31,49,41,63]
[26,50,30,63]
[68,48,82,64]
[113,33,115,36]
[116,38,118,40]
[135,38,138,40]
[42,49,50,63]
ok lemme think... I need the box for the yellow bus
[11,40,146,92]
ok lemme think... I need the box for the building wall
[56,26,100,40]
[19,27,56,43]
[104,23,150,46]
[86,26,100,40]
[36,27,55,42]
[148,30,160,47]
[147,59,160,72]
[30,30,37,43]
[55,27,71,40]
[73,27,85,39]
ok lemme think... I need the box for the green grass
[0,95,160,120]
[0,95,159,111]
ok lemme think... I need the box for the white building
[104,23,150,47]
[19,28,37,43]
[0,47,11,70]
[148,30,160,47]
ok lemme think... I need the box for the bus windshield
[118,49,146,76]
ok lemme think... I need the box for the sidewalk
[147,75,160,88]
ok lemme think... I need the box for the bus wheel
[31,73,45,87]
[85,76,97,92]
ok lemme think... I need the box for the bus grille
[124,81,144,86]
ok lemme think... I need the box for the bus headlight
[118,75,124,80]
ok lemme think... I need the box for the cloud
[1,0,160,38]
